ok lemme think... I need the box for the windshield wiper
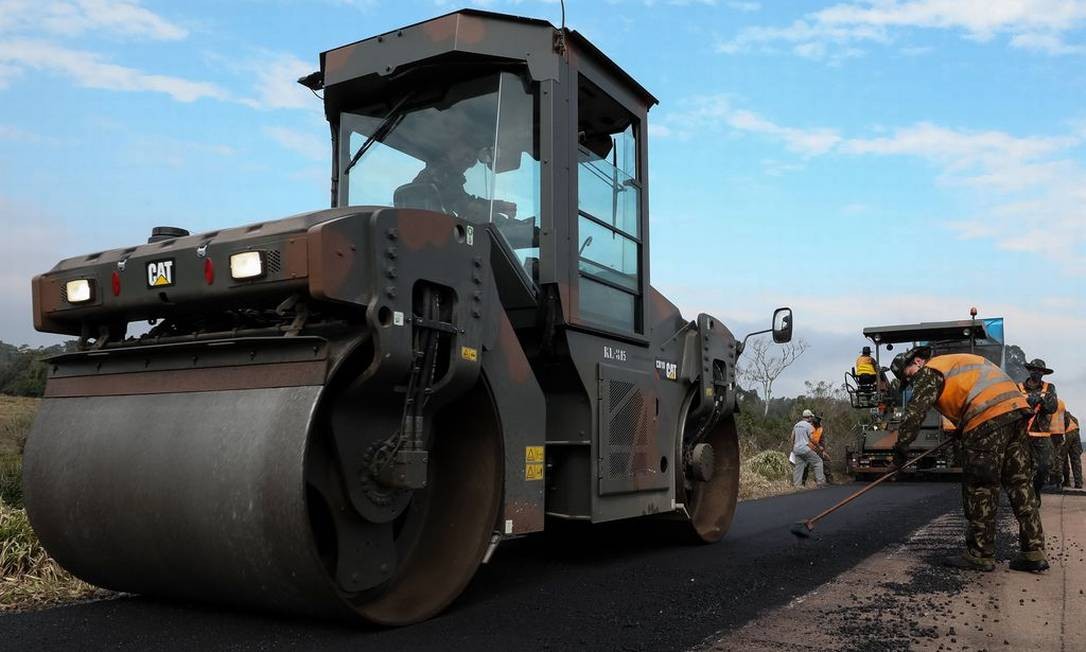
[343,90,415,175]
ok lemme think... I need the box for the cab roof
[320,9,658,108]
[862,319,990,344]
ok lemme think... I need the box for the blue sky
[1,0,1084,408]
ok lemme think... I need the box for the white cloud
[239,52,320,111]
[718,0,1086,59]
[653,95,841,156]
[0,38,227,102]
[1010,31,1086,54]
[264,125,328,162]
[0,0,187,41]
[654,97,1086,274]
[727,1,760,11]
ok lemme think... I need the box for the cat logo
[655,359,678,381]
[146,259,175,288]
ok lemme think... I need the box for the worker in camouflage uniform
[1048,399,1068,487]
[1062,410,1083,489]
[1017,359,1059,499]
[890,346,1047,573]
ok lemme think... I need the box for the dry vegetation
[738,450,803,501]
[0,396,107,611]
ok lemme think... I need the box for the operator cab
[316,9,657,337]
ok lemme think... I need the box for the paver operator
[889,346,1048,573]
[1017,359,1059,498]
[855,346,878,390]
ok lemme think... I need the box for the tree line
[0,341,78,397]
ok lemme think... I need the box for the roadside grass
[0,395,37,460]
[739,450,801,501]
[0,501,110,610]
[0,395,107,611]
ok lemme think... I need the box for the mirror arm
[737,328,772,357]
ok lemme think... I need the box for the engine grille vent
[266,249,282,274]
[598,366,666,495]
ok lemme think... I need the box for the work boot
[1009,556,1050,573]
[943,554,995,572]
[1076,483,1083,489]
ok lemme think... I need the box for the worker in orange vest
[807,415,831,484]
[1048,399,1068,487]
[1017,358,1059,498]
[890,346,1046,573]
[1062,410,1082,489]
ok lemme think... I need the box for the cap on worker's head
[802,409,815,418]
[861,346,871,355]
[1024,358,1053,375]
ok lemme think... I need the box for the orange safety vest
[1051,399,1067,436]
[811,426,824,447]
[855,355,877,376]
[1017,381,1059,437]
[940,416,957,432]
[925,354,1030,434]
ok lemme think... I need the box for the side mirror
[772,307,793,344]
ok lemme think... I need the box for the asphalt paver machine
[24,10,792,624]
[845,316,1007,478]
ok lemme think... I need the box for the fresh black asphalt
[1,482,960,651]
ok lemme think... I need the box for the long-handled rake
[789,438,956,538]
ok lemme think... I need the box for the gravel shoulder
[706,485,1086,652]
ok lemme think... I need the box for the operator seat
[393,182,446,213]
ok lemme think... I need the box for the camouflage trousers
[1048,434,1065,485]
[1062,434,1083,487]
[961,417,1046,562]
[1029,436,1053,501]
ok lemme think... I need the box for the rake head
[789,521,814,539]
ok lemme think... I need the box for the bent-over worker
[889,346,1047,573]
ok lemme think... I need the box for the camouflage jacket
[895,367,1027,449]
[1020,377,1058,433]
[895,366,942,450]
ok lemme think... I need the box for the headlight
[230,251,265,280]
[65,279,95,303]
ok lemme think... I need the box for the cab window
[576,76,642,333]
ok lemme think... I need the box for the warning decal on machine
[460,346,478,362]
[525,446,544,480]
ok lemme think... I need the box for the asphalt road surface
[2,482,961,651]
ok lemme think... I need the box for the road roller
[24,9,793,625]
